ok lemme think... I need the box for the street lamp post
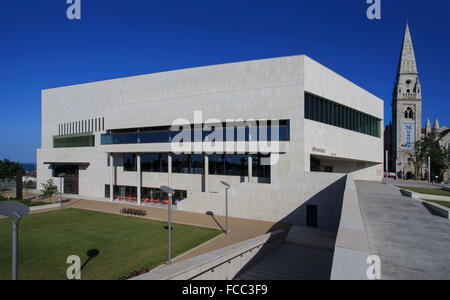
[59,177,63,209]
[220,181,230,234]
[428,156,431,187]
[401,161,404,181]
[0,201,30,280]
[161,185,175,264]
[395,158,398,180]
[57,172,66,209]
[385,150,388,179]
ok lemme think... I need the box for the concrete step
[285,225,337,250]
[235,243,334,280]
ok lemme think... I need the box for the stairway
[235,226,336,280]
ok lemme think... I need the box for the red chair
[116,196,120,200]
[150,198,154,203]
[144,198,148,203]
[164,200,169,205]
[122,196,126,201]
[156,199,160,203]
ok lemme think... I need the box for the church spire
[433,117,440,130]
[426,119,432,134]
[396,23,418,77]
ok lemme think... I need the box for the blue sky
[1,0,449,163]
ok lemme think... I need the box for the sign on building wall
[402,122,416,149]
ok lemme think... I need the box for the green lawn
[424,200,450,209]
[396,186,450,197]
[0,208,221,280]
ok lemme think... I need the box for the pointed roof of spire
[433,117,440,130]
[396,23,418,76]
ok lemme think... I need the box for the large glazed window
[123,154,137,171]
[304,92,381,138]
[101,120,290,145]
[209,154,248,177]
[141,153,168,173]
[172,154,205,174]
[53,133,95,148]
[105,184,187,202]
[251,154,271,179]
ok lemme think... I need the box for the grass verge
[396,186,450,197]
[0,208,221,280]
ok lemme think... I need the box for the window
[225,154,248,176]
[141,153,168,173]
[324,166,333,173]
[141,187,187,202]
[405,107,414,119]
[209,154,248,177]
[123,154,136,171]
[52,164,78,177]
[105,184,137,202]
[209,154,225,175]
[53,134,95,148]
[305,94,310,119]
[190,154,205,174]
[319,98,323,122]
[172,154,191,174]
[304,92,381,138]
[106,184,187,202]
[101,120,290,145]
[252,154,270,179]
[314,96,319,121]
[310,156,321,172]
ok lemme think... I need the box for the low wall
[132,230,285,280]
[399,188,450,202]
[29,203,60,211]
[330,175,371,280]
[422,201,450,219]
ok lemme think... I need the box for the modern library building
[37,55,383,224]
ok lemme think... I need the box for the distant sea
[21,163,36,171]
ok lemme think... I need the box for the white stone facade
[37,55,383,224]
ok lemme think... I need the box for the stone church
[384,23,450,183]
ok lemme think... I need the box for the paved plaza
[356,181,450,280]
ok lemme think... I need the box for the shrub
[40,179,58,198]
[120,207,147,216]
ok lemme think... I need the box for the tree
[408,131,449,180]
[0,159,24,181]
[40,179,58,198]
[23,180,34,192]
[408,139,426,179]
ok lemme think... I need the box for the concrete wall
[330,175,371,280]
[303,55,384,181]
[131,230,285,280]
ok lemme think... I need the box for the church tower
[391,23,422,174]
